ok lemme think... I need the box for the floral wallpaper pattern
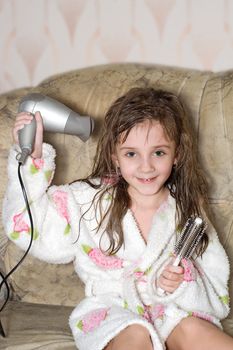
[1,0,233,93]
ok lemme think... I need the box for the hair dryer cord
[0,162,34,314]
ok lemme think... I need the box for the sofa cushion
[4,242,85,307]
[1,301,75,349]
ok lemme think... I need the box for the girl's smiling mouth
[136,177,156,183]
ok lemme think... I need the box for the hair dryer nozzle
[64,111,94,142]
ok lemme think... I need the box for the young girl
[2,88,233,350]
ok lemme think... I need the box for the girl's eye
[126,151,136,158]
[154,150,165,157]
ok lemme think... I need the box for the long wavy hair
[82,88,209,256]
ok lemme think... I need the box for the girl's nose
[139,157,155,172]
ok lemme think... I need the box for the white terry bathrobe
[2,144,230,350]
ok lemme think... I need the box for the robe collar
[120,193,176,271]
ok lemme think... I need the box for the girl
[3,88,233,350]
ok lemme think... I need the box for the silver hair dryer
[17,93,94,164]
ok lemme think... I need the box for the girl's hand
[157,263,184,294]
[13,111,43,159]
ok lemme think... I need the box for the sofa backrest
[0,63,232,332]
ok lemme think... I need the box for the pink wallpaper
[1,0,233,93]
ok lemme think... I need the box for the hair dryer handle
[18,115,37,165]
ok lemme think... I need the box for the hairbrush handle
[157,216,207,296]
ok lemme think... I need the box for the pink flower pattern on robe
[141,306,152,322]
[181,258,197,282]
[139,304,165,324]
[13,212,30,233]
[82,245,123,269]
[52,190,71,234]
[11,212,39,240]
[30,158,44,175]
[32,158,44,170]
[77,308,109,333]
[150,304,165,320]
[134,270,147,283]
[191,311,213,323]
[101,173,119,186]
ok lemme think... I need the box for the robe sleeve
[2,143,81,264]
[147,223,230,321]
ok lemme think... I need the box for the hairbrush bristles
[157,216,207,295]
[173,216,207,266]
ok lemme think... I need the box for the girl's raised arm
[2,124,79,264]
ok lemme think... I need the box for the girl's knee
[109,324,153,349]
[167,317,214,350]
[178,316,215,336]
[125,324,152,340]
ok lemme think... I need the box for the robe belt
[85,279,123,297]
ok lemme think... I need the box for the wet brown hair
[83,88,209,256]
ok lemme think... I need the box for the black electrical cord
[0,162,34,314]
[0,271,10,314]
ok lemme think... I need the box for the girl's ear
[173,151,178,166]
[111,154,119,167]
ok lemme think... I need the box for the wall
[1,0,233,93]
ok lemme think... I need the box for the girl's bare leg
[104,324,153,350]
[166,316,233,350]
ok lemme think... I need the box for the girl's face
[113,120,177,202]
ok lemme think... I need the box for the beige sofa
[0,63,232,349]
